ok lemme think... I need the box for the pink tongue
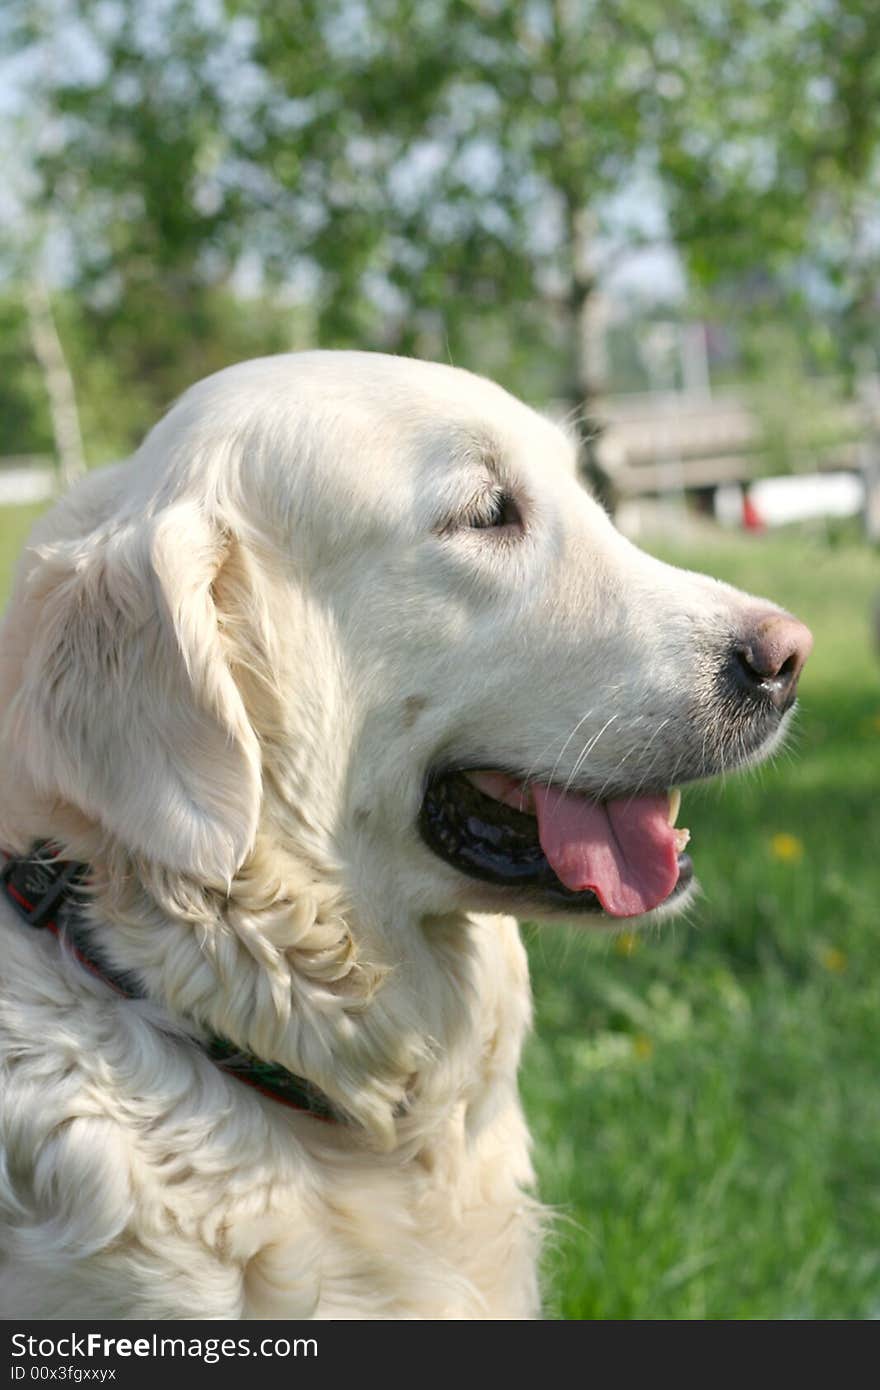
[531,785,680,918]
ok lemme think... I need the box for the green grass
[0,504,48,589]
[522,528,880,1319]
[1,506,878,1318]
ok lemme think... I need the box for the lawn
[1,506,878,1319]
[523,527,880,1319]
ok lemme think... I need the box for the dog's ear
[8,501,262,885]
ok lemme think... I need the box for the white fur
[0,352,788,1318]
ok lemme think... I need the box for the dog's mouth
[419,769,693,918]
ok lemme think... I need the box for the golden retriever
[0,353,811,1318]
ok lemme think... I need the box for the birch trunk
[26,279,87,492]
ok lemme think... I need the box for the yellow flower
[614,931,639,957]
[770,832,804,863]
[632,1034,654,1061]
[819,946,847,974]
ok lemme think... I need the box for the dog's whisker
[595,717,673,806]
[559,713,619,804]
[537,708,595,794]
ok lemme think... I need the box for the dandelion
[632,1034,654,1061]
[614,931,639,957]
[770,832,804,863]
[819,946,847,974]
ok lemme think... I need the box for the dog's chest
[0,910,541,1319]
[225,1102,541,1319]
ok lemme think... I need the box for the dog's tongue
[531,785,679,918]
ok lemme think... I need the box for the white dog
[0,353,811,1318]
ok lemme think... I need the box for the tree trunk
[26,279,87,491]
[562,207,616,512]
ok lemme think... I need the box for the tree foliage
[3,0,880,462]
[655,0,880,358]
[6,0,296,458]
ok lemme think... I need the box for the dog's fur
[0,353,797,1318]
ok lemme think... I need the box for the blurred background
[1,0,879,1318]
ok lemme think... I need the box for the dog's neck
[2,821,531,1154]
[0,843,345,1123]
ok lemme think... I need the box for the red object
[742,492,765,531]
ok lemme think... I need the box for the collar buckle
[0,843,85,927]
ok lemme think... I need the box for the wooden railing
[579,386,880,498]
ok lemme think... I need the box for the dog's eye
[468,491,522,531]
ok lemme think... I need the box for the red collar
[1,843,340,1123]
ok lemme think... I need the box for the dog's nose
[730,611,813,713]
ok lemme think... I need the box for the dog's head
[0,352,811,931]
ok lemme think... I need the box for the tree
[228,2,690,490]
[10,0,880,473]
[653,0,880,376]
[9,0,298,460]
[1,0,87,482]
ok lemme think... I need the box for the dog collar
[0,843,339,1124]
